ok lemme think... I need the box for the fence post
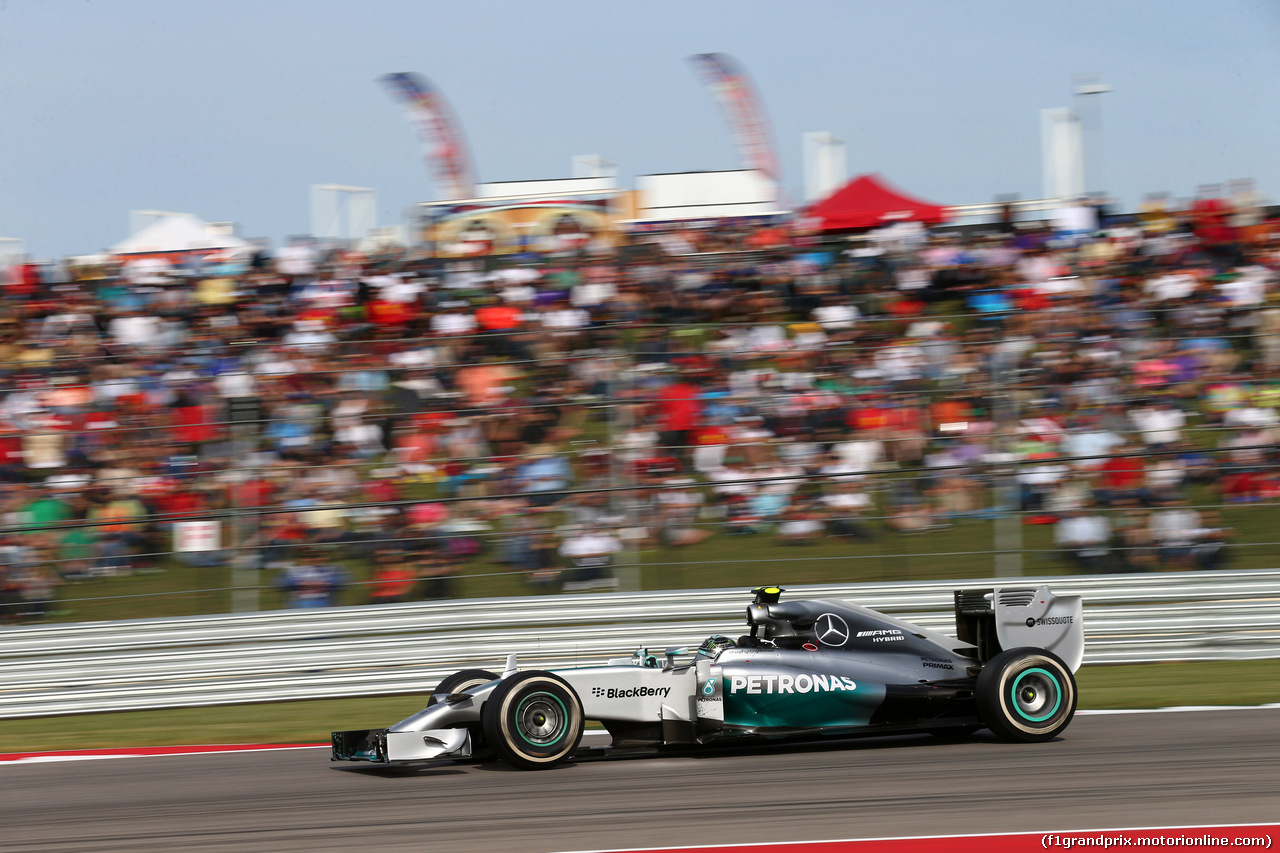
[991,345,1024,576]
[228,396,262,612]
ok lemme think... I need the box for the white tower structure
[1073,78,1112,199]
[572,154,618,181]
[1041,108,1084,201]
[0,238,25,271]
[310,185,377,242]
[803,132,847,202]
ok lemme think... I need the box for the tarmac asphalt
[2,709,1276,853]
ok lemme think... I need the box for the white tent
[110,214,252,256]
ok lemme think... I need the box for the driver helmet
[696,634,736,659]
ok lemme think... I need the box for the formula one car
[332,584,1084,770]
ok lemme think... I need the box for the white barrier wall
[2,570,1278,718]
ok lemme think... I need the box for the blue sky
[2,0,1278,259]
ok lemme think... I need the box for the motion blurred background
[2,0,1280,626]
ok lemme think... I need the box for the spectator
[511,445,573,508]
[653,370,703,465]
[657,476,713,547]
[885,479,942,533]
[830,428,886,479]
[4,195,1280,611]
[1016,452,1069,516]
[0,536,62,621]
[559,525,622,591]
[366,547,418,604]
[1061,415,1126,472]
[416,549,458,600]
[11,549,61,620]
[1147,497,1202,570]
[1054,507,1113,573]
[276,546,347,608]
[775,500,826,545]
[1093,441,1147,507]
[1110,500,1157,572]
[89,488,152,576]
[819,480,876,541]
[525,519,563,591]
[1129,399,1186,450]
[1190,509,1235,570]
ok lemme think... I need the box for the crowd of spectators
[3,186,1280,620]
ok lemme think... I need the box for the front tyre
[481,671,584,770]
[429,669,501,761]
[976,648,1077,743]
[428,669,500,706]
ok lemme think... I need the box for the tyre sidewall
[977,648,1077,742]
[482,672,584,769]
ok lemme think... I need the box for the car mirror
[662,647,689,670]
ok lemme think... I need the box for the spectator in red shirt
[847,395,891,433]
[366,547,419,604]
[0,420,25,483]
[475,299,530,359]
[1093,441,1147,506]
[654,373,702,463]
[228,472,277,509]
[171,389,218,451]
[152,481,208,523]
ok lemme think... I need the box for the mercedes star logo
[815,613,849,646]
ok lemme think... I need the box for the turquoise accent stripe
[724,682,886,729]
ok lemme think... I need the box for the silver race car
[332,584,1084,770]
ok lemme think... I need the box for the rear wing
[954,585,1084,672]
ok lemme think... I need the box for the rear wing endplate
[954,585,1084,672]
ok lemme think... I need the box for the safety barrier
[1,569,1278,719]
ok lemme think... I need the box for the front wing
[332,726,473,763]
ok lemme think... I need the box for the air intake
[997,589,1037,607]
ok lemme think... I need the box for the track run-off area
[1,708,1276,853]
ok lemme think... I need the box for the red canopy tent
[807,173,948,231]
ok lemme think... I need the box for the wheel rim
[1011,668,1062,723]
[515,692,567,746]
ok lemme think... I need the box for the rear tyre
[481,671,584,770]
[429,669,500,762]
[976,648,1077,743]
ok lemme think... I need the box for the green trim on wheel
[514,692,568,746]
[1011,668,1062,723]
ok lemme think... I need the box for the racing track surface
[2,709,1277,853]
